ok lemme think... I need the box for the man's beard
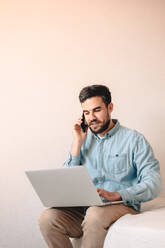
[89,118,110,135]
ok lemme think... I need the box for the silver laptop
[25,166,124,207]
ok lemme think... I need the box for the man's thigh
[53,207,85,237]
[82,204,138,230]
[39,206,85,238]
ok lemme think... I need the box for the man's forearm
[70,140,82,156]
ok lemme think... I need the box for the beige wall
[0,0,165,247]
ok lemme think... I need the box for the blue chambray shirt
[63,119,161,211]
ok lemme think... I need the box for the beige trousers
[39,204,138,248]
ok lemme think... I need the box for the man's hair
[79,84,111,107]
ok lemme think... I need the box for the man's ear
[108,102,113,113]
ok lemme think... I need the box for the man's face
[81,96,113,135]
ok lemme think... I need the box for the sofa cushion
[104,197,165,248]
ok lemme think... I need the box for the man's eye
[95,109,101,112]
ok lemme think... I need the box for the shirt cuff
[68,153,81,165]
[118,189,140,204]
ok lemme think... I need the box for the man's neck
[98,119,115,137]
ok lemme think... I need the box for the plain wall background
[0,0,165,247]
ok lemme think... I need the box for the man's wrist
[115,192,122,201]
[71,140,82,156]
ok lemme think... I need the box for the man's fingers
[97,188,102,194]
[97,188,106,197]
[74,117,83,124]
[75,120,81,126]
[97,188,111,200]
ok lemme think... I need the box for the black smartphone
[81,114,88,132]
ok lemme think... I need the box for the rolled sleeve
[63,153,81,167]
[118,134,162,206]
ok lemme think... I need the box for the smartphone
[81,113,88,132]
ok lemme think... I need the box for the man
[39,84,161,248]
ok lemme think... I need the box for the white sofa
[71,196,165,248]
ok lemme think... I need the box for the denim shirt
[63,120,161,211]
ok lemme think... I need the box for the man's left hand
[97,188,122,202]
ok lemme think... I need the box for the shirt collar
[94,119,120,140]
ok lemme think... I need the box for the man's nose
[89,112,96,120]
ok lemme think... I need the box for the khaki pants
[39,204,138,248]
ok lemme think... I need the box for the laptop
[25,166,124,207]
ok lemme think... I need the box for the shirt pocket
[105,153,128,175]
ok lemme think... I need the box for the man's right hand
[71,117,88,156]
[73,117,88,143]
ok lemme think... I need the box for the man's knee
[81,207,108,248]
[38,208,59,231]
[82,206,104,229]
[85,206,103,219]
